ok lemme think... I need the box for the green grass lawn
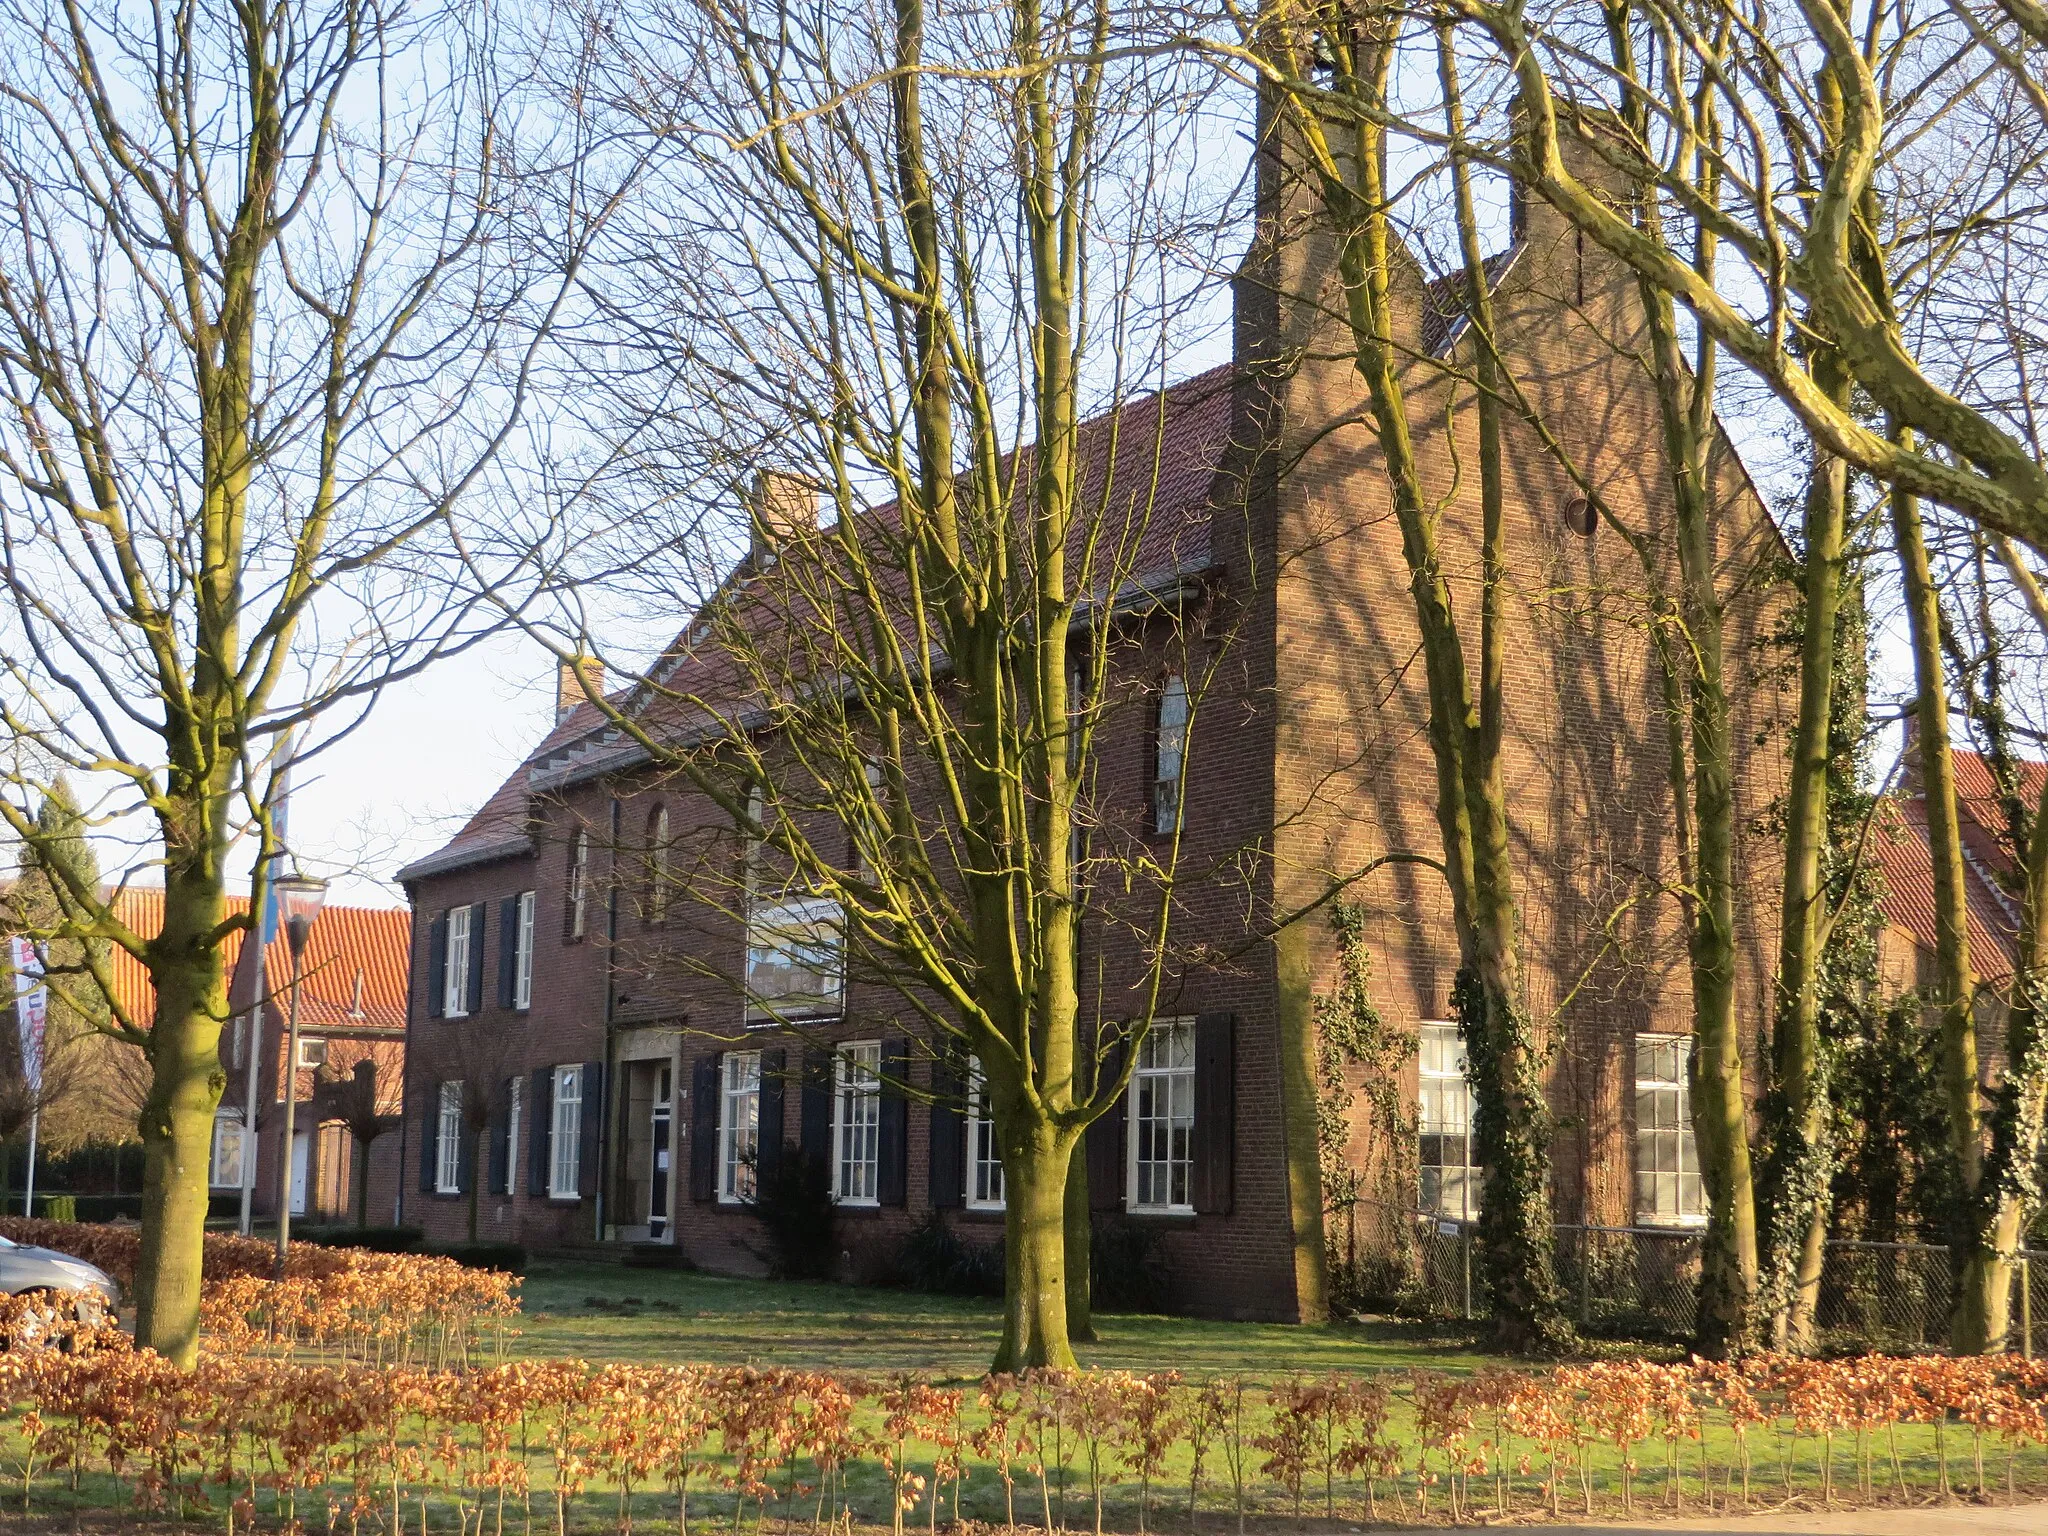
[511,1257,1505,1379]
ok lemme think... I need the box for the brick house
[107,889,411,1225]
[393,139,1794,1320]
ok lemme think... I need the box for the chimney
[556,652,603,722]
[749,470,819,560]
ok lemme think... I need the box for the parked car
[0,1231,119,1331]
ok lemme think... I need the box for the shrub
[0,1218,517,1366]
[34,1194,75,1223]
[745,1145,838,1280]
[1090,1214,1170,1313]
[4,1350,2043,1527]
[889,1210,1004,1296]
[299,1224,425,1253]
[430,1241,527,1274]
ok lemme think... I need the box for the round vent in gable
[1562,495,1596,537]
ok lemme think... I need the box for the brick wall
[1252,109,1793,1241]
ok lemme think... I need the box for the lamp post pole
[271,873,328,1280]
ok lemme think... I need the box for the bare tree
[0,0,602,1362]
[1216,0,2048,1350]
[498,0,1362,1368]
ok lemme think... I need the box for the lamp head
[274,873,328,961]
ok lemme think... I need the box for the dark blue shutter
[877,1037,908,1206]
[690,1055,720,1202]
[577,1061,604,1199]
[1193,1012,1235,1215]
[426,916,448,1020]
[418,1082,440,1192]
[527,1067,553,1196]
[465,903,487,1015]
[929,1053,964,1209]
[799,1050,832,1176]
[456,1090,476,1195]
[498,896,521,1009]
[488,1084,511,1195]
[1087,1032,1127,1211]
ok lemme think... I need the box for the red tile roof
[1875,748,2033,981]
[401,363,1243,881]
[106,888,410,1032]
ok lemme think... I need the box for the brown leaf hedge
[5,1223,2048,1529]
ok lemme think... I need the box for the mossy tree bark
[1761,345,1851,1352]
[1248,13,1568,1351]
[1596,1,1760,1356]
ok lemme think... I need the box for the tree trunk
[1763,346,1851,1352]
[994,1125,1079,1371]
[132,869,231,1366]
[1890,470,1997,1348]
[1274,922,1331,1323]
[357,1135,372,1228]
[1437,30,1565,1353]
[1280,29,1564,1349]
[1063,1150,1093,1342]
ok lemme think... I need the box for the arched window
[743,783,766,904]
[566,826,589,939]
[646,805,670,925]
[1151,673,1189,835]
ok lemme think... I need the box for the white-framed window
[209,1115,246,1188]
[1151,674,1189,835]
[567,828,589,940]
[831,1041,882,1205]
[295,1037,327,1069]
[437,1081,464,1194]
[1128,1020,1195,1212]
[746,896,844,1021]
[513,890,535,1009]
[504,1076,524,1196]
[550,1066,583,1197]
[718,1051,762,1203]
[1419,1023,1479,1221]
[967,1056,1004,1210]
[1635,1034,1705,1226]
[444,905,472,1017]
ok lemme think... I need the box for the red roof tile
[403,364,1243,880]
[1875,748,2034,981]
[106,888,410,1033]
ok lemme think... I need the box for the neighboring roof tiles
[1874,745,2039,982]
[106,887,411,1032]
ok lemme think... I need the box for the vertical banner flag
[11,935,45,1095]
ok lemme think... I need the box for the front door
[289,1130,310,1216]
[648,1065,673,1239]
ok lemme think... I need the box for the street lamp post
[271,873,328,1279]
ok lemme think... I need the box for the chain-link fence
[1343,1202,2048,1353]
